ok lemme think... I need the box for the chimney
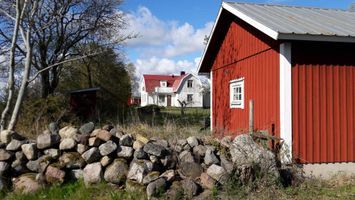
[180,71,186,76]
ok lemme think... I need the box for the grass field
[1,175,354,200]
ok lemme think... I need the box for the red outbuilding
[198,2,355,165]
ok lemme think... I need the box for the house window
[187,80,193,88]
[187,94,193,102]
[230,78,244,109]
[160,81,167,87]
[159,95,165,103]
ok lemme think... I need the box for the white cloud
[124,6,213,58]
[134,56,202,78]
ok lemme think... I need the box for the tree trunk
[0,0,22,132]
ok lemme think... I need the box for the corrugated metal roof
[225,2,355,39]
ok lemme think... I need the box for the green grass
[1,180,147,200]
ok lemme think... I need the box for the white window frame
[187,94,193,102]
[187,80,193,88]
[160,81,167,87]
[230,78,244,109]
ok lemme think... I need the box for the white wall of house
[174,75,203,107]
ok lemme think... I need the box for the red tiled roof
[143,74,188,93]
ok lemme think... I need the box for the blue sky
[120,0,354,77]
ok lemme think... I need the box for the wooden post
[249,100,254,133]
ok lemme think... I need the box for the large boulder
[230,134,279,179]
[83,162,103,186]
[179,161,203,179]
[104,159,128,184]
[179,150,195,163]
[181,178,200,198]
[13,173,41,193]
[96,130,112,141]
[204,148,219,166]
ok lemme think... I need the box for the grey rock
[11,159,26,174]
[143,142,166,157]
[59,126,78,139]
[27,155,51,173]
[99,140,117,156]
[37,133,60,149]
[96,130,112,141]
[146,177,167,198]
[88,137,101,147]
[82,147,101,163]
[220,155,234,174]
[59,138,76,150]
[100,156,112,167]
[153,139,168,149]
[21,143,37,160]
[182,178,200,198]
[120,134,133,146]
[117,145,133,158]
[180,161,203,179]
[15,151,25,160]
[230,134,279,179]
[127,160,154,183]
[134,148,148,160]
[206,164,229,184]
[0,149,12,161]
[59,152,85,169]
[186,136,199,148]
[79,122,95,134]
[177,139,187,146]
[13,173,41,193]
[83,162,103,186]
[193,145,207,158]
[204,148,219,166]
[44,148,60,159]
[160,170,176,182]
[0,161,9,176]
[143,171,160,185]
[104,159,128,184]
[26,159,40,172]
[179,150,195,163]
[48,122,59,134]
[6,139,23,151]
[45,165,65,184]
[69,169,83,180]
[77,144,88,154]
[0,130,12,143]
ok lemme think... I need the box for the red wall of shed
[211,16,280,138]
[292,42,355,163]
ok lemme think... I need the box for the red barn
[198,2,355,165]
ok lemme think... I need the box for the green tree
[58,44,132,120]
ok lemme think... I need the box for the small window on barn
[230,78,244,109]
[187,94,193,102]
[187,80,193,88]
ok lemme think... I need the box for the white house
[140,72,209,108]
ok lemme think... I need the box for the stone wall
[0,122,282,198]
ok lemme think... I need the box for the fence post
[249,100,254,133]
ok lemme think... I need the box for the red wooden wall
[292,42,355,163]
[211,15,280,138]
